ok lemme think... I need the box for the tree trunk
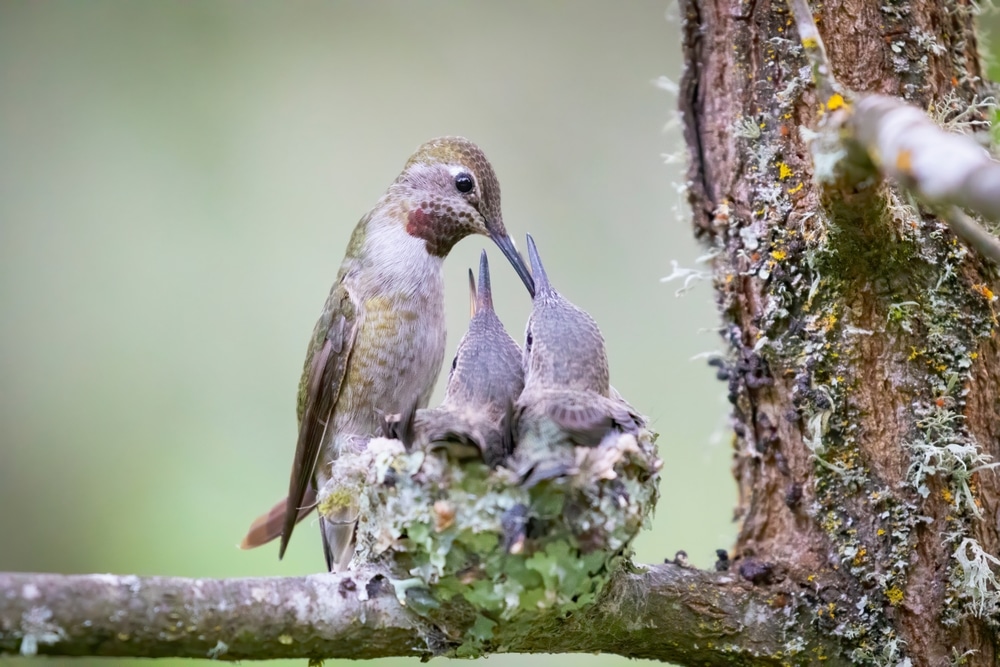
[681,0,1000,664]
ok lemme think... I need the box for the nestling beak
[490,232,536,297]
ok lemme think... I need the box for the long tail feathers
[240,486,317,550]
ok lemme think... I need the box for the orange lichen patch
[972,284,996,301]
[941,488,954,504]
[885,587,904,605]
[433,500,456,532]
[853,547,867,566]
[895,149,913,175]
[817,602,837,619]
[835,450,857,469]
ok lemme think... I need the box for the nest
[319,426,661,635]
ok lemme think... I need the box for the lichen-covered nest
[320,426,660,639]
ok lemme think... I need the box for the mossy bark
[681,0,1000,664]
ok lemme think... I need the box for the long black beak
[491,232,535,297]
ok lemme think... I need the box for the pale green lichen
[950,538,1000,620]
[17,606,66,657]
[906,405,999,518]
[206,640,229,659]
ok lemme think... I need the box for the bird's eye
[454,173,474,193]
[451,356,458,371]
[525,331,533,351]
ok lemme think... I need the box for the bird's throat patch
[406,206,464,257]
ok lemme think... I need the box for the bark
[0,566,848,664]
[681,0,1000,664]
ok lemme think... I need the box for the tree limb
[787,0,1000,267]
[0,564,848,665]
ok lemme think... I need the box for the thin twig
[942,206,1000,267]
[786,0,840,100]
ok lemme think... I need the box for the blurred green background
[0,2,735,666]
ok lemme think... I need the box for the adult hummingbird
[511,235,642,487]
[388,250,524,467]
[240,137,534,570]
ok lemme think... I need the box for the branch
[0,565,848,665]
[847,95,1000,265]
[786,0,1000,266]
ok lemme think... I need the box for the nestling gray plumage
[511,234,644,487]
[387,250,524,467]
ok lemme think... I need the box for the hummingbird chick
[240,137,534,571]
[386,250,524,467]
[511,234,645,487]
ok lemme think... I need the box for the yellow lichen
[826,93,846,111]
[885,587,904,605]
[771,249,788,261]
[318,487,356,515]
[777,162,793,180]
